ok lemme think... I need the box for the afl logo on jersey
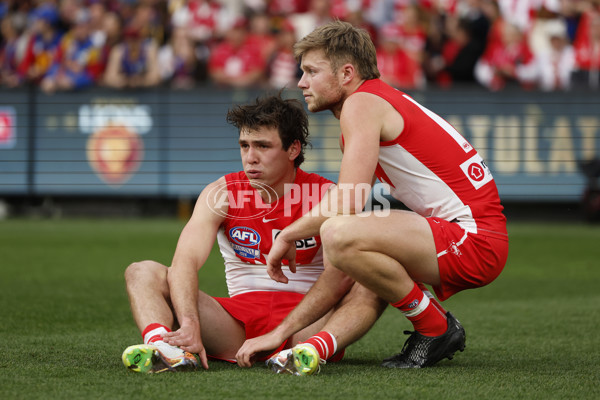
[229,226,261,246]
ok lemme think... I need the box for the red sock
[391,282,448,337]
[142,323,171,344]
[416,282,447,314]
[301,331,337,361]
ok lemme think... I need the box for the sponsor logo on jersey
[460,153,493,190]
[229,226,261,259]
[273,229,318,250]
[230,243,260,259]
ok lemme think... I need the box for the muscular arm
[162,178,227,367]
[267,93,385,282]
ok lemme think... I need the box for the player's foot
[381,312,466,369]
[266,343,323,376]
[122,344,198,373]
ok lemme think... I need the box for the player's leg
[124,260,174,332]
[267,302,337,376]
[123,260,247,371]
[319,210,465,368]
[320,210,440,301]
[123,260,198,372]
[290,282,387,361]
[195,292,246,360]
[269,270,388,376]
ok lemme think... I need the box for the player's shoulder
[201,172,249,200]
[296,168,333,186]
[223,170,247,183]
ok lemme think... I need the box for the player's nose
[246,146,259,163]
[298,73,307,89]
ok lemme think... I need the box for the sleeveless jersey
[353,79,507,237]
[216,169,333,297]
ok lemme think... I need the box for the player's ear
[287,139,301,161]
[340,63,355,85]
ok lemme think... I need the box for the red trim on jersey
[375,163,395,188]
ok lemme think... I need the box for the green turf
[1,219,599,399]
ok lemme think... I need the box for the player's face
[239,126,296,197]
[298,49,344,114]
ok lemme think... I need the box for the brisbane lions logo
[86,125,143,186]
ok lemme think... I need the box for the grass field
[1,218,599,400]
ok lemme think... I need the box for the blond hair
[294,20,380,80]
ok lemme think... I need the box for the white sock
[143,326,184,359]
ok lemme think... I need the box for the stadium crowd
[0,0,599,93]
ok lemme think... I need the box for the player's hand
[267,233,297,284]
[235,331,285,368]
[162,321,209,370]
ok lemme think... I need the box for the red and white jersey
[352,79,507,237]
[216,169,333,296]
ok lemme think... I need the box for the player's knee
[321,217,358,260]
[124,260,166,286]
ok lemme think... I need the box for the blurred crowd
[1,0,599,93]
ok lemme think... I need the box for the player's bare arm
[162,178,227,369]
[266,185,334,283]
[267,96,386,283]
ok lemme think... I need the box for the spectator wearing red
[208,18,265,88]
[247,12,277,66]
[18,4,62,84]
[379,4,427,63]
[481,0,505,50]
[573,9,600,88]
[475,22,539,90]
[376,23,425,90]
[172,0,225,45]
[267,0,310,16]
[171,0,230,83]
[103,24,160,88]
[267,19,300,88]
[41,9,106,93]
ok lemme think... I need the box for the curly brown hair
[226,93,310,168]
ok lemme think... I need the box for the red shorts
[426,217,509,301]
[213,291,304,361]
